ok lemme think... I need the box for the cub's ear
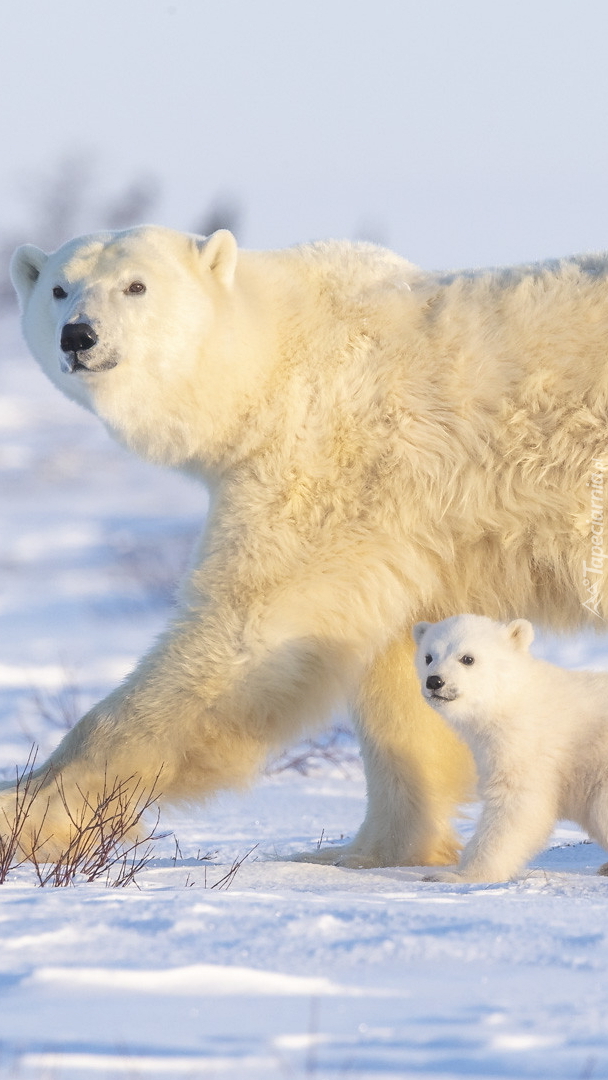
[10,245,49,306]
[195,229,238,289]
[506,618,534,651]
[412,621,432,646]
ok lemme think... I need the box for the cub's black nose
[60,322,97,353]
[426,674,444,691]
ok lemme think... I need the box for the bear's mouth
[68,354,88,373]
[428,690,459,703]
[61,353,119,375]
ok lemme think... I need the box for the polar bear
[6,225,608,864]
[414,615,608,882]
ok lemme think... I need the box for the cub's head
[10,225,239,462]
[412,614,534,724]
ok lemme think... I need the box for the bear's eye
[52,286,67,299]
[424,654,432,665]
[125,281,146,295]
[460,655,475,665]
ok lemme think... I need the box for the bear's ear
[197,229,238,289]
[10,245,49,307]
[412,621,431,646]
[506,618,534,651]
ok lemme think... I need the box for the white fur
[6,225,608,864]
[414,614,608,882]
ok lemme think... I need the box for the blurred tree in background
[0,154,241,312]
[192,197,241,241]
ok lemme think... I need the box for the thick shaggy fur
[6,226,608,863]
[414,615,608,882]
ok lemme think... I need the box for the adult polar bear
[7,225,608,864]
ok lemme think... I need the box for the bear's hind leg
[294,635,476,868]
[583,787,608,875]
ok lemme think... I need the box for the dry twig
[0,758,165,887]
[0,749,50,882]
[267,725,359,777]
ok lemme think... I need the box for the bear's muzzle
[60,322,118,373]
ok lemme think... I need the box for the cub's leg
[429,771,559,883]
[297,635,476,868]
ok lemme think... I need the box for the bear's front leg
[294,635,476,868]
[0,575,363,861]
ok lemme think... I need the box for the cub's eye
[52,286,67,299]
[424,654,432,666]
[460,655,475,666]
[125,281,146,295]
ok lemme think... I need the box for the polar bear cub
[413,614,608,882]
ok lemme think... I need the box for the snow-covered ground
[1,315,608,1079]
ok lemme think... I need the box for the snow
[1,316,608,1079]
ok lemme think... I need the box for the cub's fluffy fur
[415,615,608,882]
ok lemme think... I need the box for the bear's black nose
[426,674,444,691]
[60,322,97,353]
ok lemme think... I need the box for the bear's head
[412,614,535,725]
[10,226,245,466]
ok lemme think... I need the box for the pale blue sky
[2,0,608,269]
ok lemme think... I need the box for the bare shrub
[0,153,161,312]
[102,177,160,231]
[192,196,242,240]
[1,758,256,890]
[206,844,258,890]
[171,837,218,865]
[0,153,244,314]
[267,724,360,777]
[0,748,49,883]
[108,525,199,608]
[0,757,164,887]
[28,671,85,734]
[19,668,93,757]
[171,837,258,890]
[33,771,164,887]
[181,844,258,890]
